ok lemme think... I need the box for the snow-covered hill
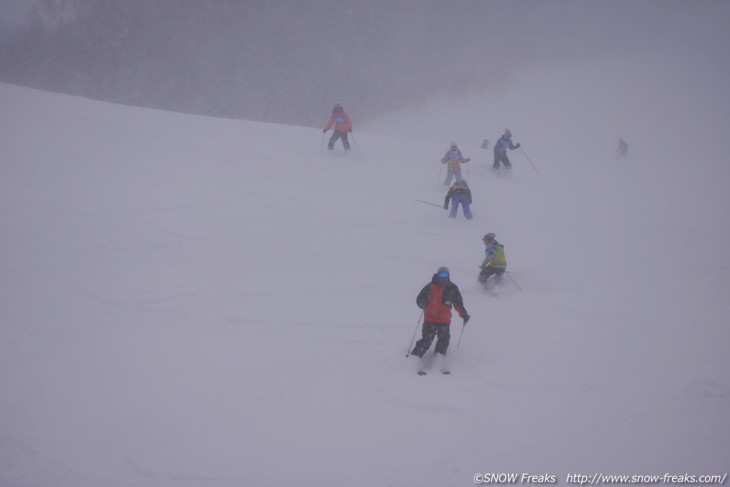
[1,55,729,487]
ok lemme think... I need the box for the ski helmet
[333,102,342,110]
[504,129,512,138]
[450,142,457,149]
[458,179,468,186]
[436,266,450,278]
[483,232,496,241]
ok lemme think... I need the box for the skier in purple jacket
[493,129,521,171]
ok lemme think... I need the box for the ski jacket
[494,136,518,156]
[482,241,507,269]
[325,109,352,133]
[416,275,468,324]
[441,149,469,170]
[444,182,472,206]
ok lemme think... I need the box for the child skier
[493,129,520,171]
[444,179,472,220]
[441,142,470,186]
[478,233,507,289]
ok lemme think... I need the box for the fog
[2,2,730,486]
[2,1,728,127]
[2,51,730,487]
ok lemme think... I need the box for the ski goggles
[437,271,449,278]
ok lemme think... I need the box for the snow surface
[2,56,729,487]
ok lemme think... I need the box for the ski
[413,351,450,376]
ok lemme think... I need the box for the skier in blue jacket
[493,129,520,171]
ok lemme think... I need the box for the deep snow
[1,55,729,487]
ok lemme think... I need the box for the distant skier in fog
[323,103,352,151]
[616,138,628,159]
[493,129,520,172]
[480,139,490,164]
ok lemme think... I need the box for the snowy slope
[1,55,729,487]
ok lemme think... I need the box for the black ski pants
[479,266,505,285]
[411,321,450,357]
[493,153,511,169]
[328,131,351,150]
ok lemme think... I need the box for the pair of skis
[418,369,450,376]
[416,354,451,376]
[409,318,467,376]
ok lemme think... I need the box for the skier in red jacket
[412,267,470,364]
[323,102,353,151]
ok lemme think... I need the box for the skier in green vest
[478,233,507,290]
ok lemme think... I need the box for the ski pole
[520,147,540,175]
[321,131,326,151]
[506,271,522,291]
[437,164,443,187]
[457,319,467,349]
[406,311,423,357]
[415,199,444,208]
[350,132,361,153]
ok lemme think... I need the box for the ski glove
[463,314,471,325]
[348,127,352,133]
[443,204,448,210]
[323,128,327,133]
[515,143,521,148]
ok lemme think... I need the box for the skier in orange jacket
[412,266,470,360]
[323,102,353,151]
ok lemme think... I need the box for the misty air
[1,1,729,486]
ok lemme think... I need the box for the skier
[323,102,353,151]
[443,179,472,220]
[616,138,628,159]
[478,233,507,290]
[480,139,490,164]
[441,142,470,186]
[493,129,520,172]
[413,266,470,373]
